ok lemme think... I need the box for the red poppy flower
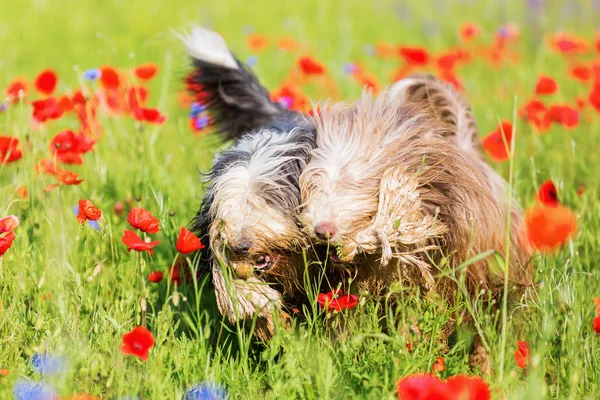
[317,289,358,311]
[0,216,18,258]
[536,180,559,207]
[35,159,58,176]
[594,316,600,334]
[0,231,16,257]
[535,75,557,96]
[460,23,480,41]
[432,356,446,373]
[176,227,205,254]
[440,48,470,69]
[134,63,159,80]
[570,65,591,82]
[120,326,155,361]
[100,66,120,91]
[375,42,396,59]
[577,183,587,196]
[35,69,58,96]
[0,136,23,164]
[271,85,310,112]
[520,99,550,130]
[127,86,149,110]
[32,97,65,122]
[16,185,28,199]
[246,34,270,52]
[482,121,513,162]
[54,169,84,185]
[5,78,27,102]
[549,33,589,54]
[77,200,102,224]
[438,71,463,91]
[148,271,164,283]
[396,374,451,400]
[298,56,325,75]
[526,204,577,252]
[122,230,160,256]
[0,215,19,233]
[127,208,160,234]
[133,107,166,124]
[588,83,600,113]
[50,130,95,164]
[514,341,529,369]
[278,36,300,52]
[398,46,430,66]
[547,104,579,128]
[0,369,9,376]
[445,375,491,400]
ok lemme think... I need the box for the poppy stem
[498,96,518,380]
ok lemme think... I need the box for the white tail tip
[176,26,238,70]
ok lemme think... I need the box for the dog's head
[197,125,316,326]
[300,93,410,251]
[208,126,315,270]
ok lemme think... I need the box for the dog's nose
[230,241,251,255]
[314,222,337,241]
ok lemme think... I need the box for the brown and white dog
[299,75,534,370]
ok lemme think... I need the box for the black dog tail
[178,26,295,141]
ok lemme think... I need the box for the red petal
[446,375,491,400]
[100,66,120,91]
[134,63,159,80]
[5,78,27,102]
[514,341,529,369]
[526,205,577,252]
[0,231,16,257]
[176,227,204,254]
[535,75,557,96]
[398,47,430,66]
[148,271,164,283]
[127,208,160,234]
[298,56,325,75]
[537,180,559,207]
[482,122,513,162]
[246,34,270,52]
[396,374,452,400]
[35,69,58,96]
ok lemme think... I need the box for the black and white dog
[179,27,316,339]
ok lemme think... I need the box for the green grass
[1,0,600,398]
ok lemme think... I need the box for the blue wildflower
[277,96,293,109]
[83,68,102,81]
[185,383,226,400]
[31,353,67,376]
[194,115,210,130]
[497,26,509,39]
[189,102,205,117]
[0,102,7,112]
[343,63,358,76]
[13,378,55,400]
[72,205,101,231]
[245,55,258,67]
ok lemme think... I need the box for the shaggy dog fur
[299,75,534,371]
[180,27,317,339]
[181,28,533,357]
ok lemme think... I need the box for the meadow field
[1,0,599,398]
